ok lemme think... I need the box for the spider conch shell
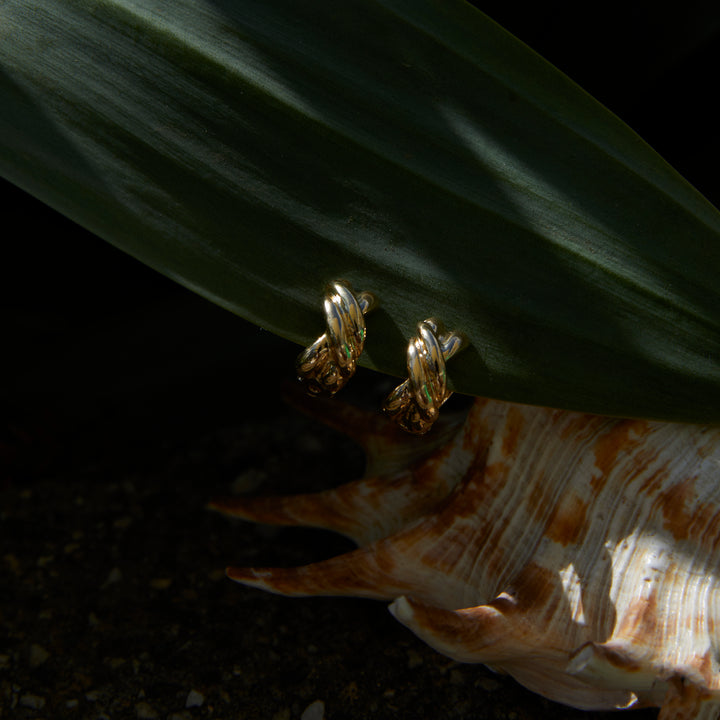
[212,394,720,720]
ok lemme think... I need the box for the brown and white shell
[211,393,720,720]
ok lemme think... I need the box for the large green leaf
[2,0,719,420]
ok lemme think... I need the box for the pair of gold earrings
[296,281,465,435]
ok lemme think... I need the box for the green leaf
[2,0,719,421]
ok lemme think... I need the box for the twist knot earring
[296,281,376,396]
[383,319,465,435]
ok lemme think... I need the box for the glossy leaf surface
[1,0,719,420]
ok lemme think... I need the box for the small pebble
[29,643,50,668]
[340,681,358,702]
[19,694,46,709]
[406,649,423,669]
[103,567,123,586]
[66,699,80,709]
[232,468,267,493]
[300,700,325,720]
[478,676,501,692]
[185,689,204,708]
[149,577,172,590]
[0,654,10,669]
[136,700,159,719]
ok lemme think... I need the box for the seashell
[211,393,720,720]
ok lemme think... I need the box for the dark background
[2,4,719,719]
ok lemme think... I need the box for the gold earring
[296,281,376,397]
[383,319,465,435]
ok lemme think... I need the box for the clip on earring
[383,319,465,435]
[296,281,376,397]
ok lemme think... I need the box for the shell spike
[388,596,512,664]
[567,641,657,692]
[227,545,418,600]
[208,474,421,546]
[208,491,363,538]
[209,493,316,526]
[210,417,478,546]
